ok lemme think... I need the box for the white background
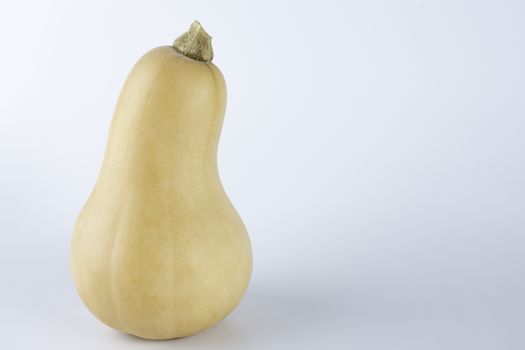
[1,1,524,349]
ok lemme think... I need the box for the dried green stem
[173,21,214,63]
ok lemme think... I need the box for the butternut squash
[70,21,252,340]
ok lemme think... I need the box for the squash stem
[173,21,214,63]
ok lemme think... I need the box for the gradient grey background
[1,0,524,349]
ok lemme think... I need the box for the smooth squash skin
[71,31,252,339]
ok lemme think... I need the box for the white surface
[1,1,524,349]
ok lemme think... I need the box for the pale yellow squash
[70,22,252,340]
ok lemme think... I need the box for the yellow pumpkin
[70,21,252,340]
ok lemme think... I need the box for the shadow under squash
[112,286,343,348]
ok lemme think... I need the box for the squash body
[71,47,252,340]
